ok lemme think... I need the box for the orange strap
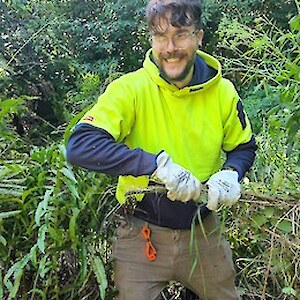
[141,225,157,261]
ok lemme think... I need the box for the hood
[143,49,222,96]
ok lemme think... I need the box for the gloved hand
[206,170,241,211]
[151,151,202,202]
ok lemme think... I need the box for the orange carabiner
[142,226,151,239]
[145,241,157,261]
[141,225,157,261]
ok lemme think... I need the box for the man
[66,0,257,299]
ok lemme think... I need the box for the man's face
[150,15,203,88]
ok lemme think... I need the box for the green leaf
[29,245,38,267]
[0,210,21,219]
[48,226,63,244]
[22,187,39,201]
[61,166,77,183]
[65,180,80,200]
[263,207,274,219]
[0,188,23,197]
[92,255,108,300]
[38,254,50,279]
[0,235,7,246]
[0,98,24,119]
[79,241,88,282]
[271,170,284,193]
[35,189,52,226]
[277,220,293,233]
[252,214,266,227]
[4,255,30,297]
[37,171,47,187]
[35,202,45,227]
[37,224,47,254]
[69,208,80,247]
[289,15,300,31]
[282,287,296,296]
[8,268,23,300]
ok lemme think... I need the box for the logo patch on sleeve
[83,115,94,122]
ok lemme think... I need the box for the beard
[157,51,197,83]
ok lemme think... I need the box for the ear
[196,29,204,47]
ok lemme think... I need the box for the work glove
[151,151,202,202]
[206,170,241,211]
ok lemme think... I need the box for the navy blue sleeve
[223,135,257,180]
[66,124,157,176]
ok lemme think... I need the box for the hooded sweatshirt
[66,49,256,229]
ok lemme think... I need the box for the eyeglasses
[150,30,198,50]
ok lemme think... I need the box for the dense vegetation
[0,0,299,299]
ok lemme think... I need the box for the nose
[165,37,177,52]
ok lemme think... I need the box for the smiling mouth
[165,57,181,63]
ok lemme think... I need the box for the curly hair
[146,0,203,33]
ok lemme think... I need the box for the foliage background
[0,0,299,299]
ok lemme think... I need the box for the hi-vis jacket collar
[143,49,222,95]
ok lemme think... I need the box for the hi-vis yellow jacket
[79,50,253,204]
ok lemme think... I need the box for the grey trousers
[112,213,240,300]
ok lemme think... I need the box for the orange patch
[83,115,94,122]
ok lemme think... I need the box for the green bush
[216,7,300,299]
[0,140,119,299]
[0,93,118,299]
[217,7,300,153]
